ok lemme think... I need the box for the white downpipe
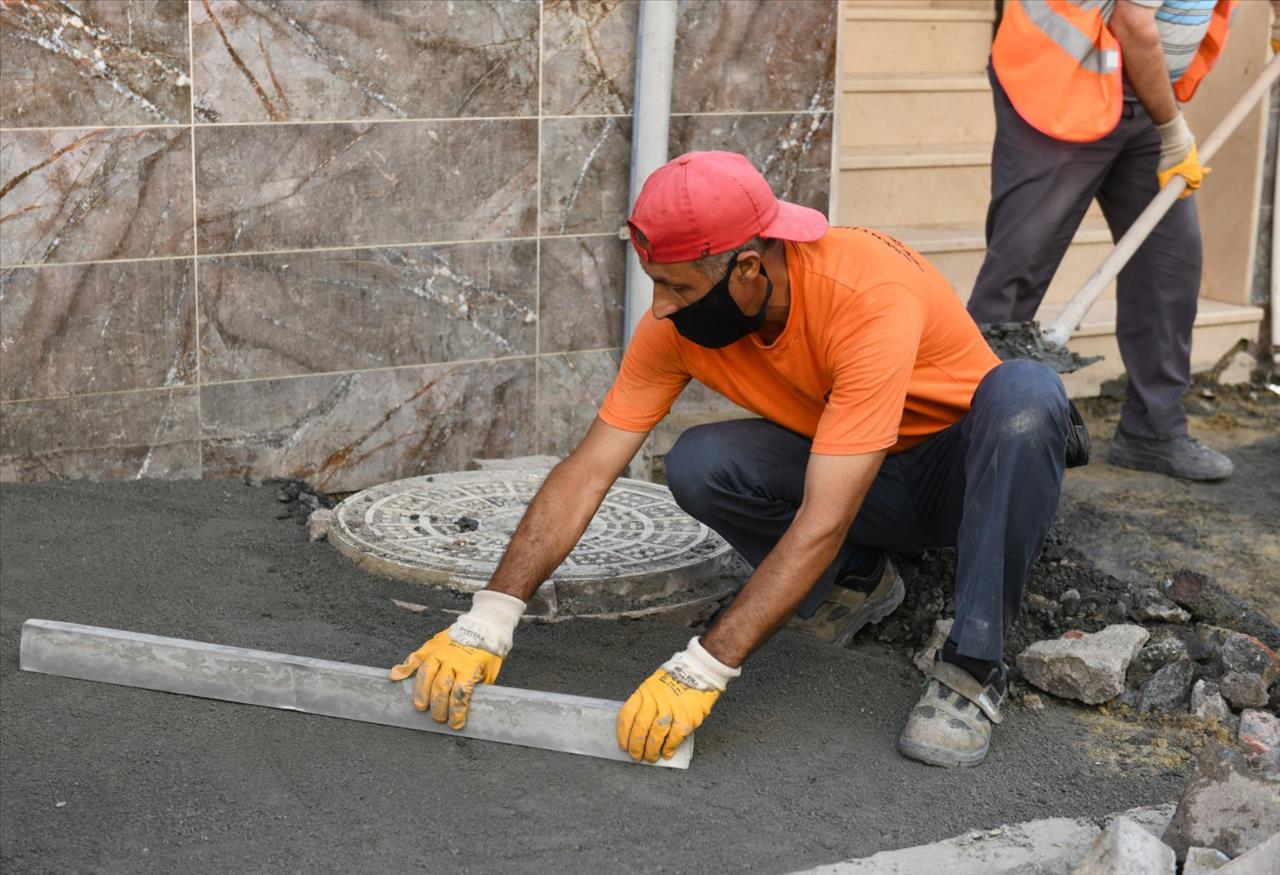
[1272,86,1279,365]
[624,0,678,347]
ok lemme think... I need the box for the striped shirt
[1102,0,1217,85]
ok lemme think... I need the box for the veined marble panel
[195,119,537,254]
[0,259,196,401]
[0,388,200,481]
[539,235,626,354]
[536,349,620,457]
[673,0,836,114]
[190,0,538,123]
[540,116,632,236]
[198,241,537,383]
[541,0,637,116]
[200,359,535,491]
[0,127,194,266]
[0,0,191,127]
[669,111,832,214]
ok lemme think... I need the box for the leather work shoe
[787,551,905,647]
[1065,399,1091,468]
[1107,428,1232,481]
[898,660,1006,768]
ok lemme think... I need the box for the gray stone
[307,509,333,543]
[1162,743,1280,860]
[1070,816,1175,875]
[469,455,561,472]
[1017,625,1150,705]
[1217,633,1278,678]
[1130,588,1191,624]
[1220,672,1270,710]
[1216,832,1280,874]
[1129,636,1192,687]
[18,619,692,770]
[1183,847,1231,875]
[1238,709,1280,769]
[1216,351,1257,387]
[1191,680,1233,722]
[913,618,954,675]
[1061,588,1082,616]
[1139,659,1194,713]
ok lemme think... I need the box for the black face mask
[668,253,772,349]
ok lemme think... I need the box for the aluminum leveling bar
[18,619,693,769]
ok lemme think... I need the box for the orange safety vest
[992,0,1236,143]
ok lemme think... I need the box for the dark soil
[1,480,1191,875]
[980,321,1102,374]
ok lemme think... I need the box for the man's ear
[733,249,763,284]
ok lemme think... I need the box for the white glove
[447,589,526,656]
[1155,113,1195,173]
[660,636,742,692]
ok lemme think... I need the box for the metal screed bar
[18,619,693,769]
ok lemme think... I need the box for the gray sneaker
[1108,428,1233,481]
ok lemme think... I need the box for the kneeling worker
[388,151,1087,768]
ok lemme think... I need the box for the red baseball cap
[627,151,828,264]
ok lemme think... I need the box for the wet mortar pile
[2,371,1277,873]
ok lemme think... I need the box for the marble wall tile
[0,259,196,401]
[0,0,192,128]
[669,111,832,213]
[540,116,632,236]
[0,388,200,480]
[541,0,637,116]
[0,127,194,266]
[536,349,620,456]
[190,0,538,124]
[198,241,537,383]
[195,119,537,254]
[538,235,626,354]
[200,359,536,491]
[672,0,836,114]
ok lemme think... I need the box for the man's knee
[664,424,725,517]
[974,360,1069,445]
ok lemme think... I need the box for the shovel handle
[1042,51,1280,349]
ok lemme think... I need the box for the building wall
[0,0,836,489]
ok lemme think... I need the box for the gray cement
[1,480,1190,874]
[18,620,690,769]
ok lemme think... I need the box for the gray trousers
[967,65,1202,440]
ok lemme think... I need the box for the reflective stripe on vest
[1173,0,1235,102]
[992,0,1124,143]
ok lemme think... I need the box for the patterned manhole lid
[329,470,738,619]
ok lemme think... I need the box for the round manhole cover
[329,470,738,619]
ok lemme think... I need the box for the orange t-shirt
[599,227,1000,455]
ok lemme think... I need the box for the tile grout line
[535,0,545,456]
[187,5,203,478]
[0,109,833,134]
[0,347,625,407]
[0,233,619,272]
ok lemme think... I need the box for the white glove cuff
[448,590,526,657]
[661,637,742,692]
[1155,112,1195,170]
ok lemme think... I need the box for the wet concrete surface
[0,480,1191,874]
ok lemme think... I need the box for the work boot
[1065,399,1091,468]
[787,551,905,647]
[898,659,1006,768]
[1107,428,1232,481]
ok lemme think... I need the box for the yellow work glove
[1155,114,1207,199]
[616,637,740,763]
[387,589,525,729]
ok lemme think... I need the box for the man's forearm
[1112,5,1178,124]
[486,460,613,601]
[700,517,848,667]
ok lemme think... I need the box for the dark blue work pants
[663,360,1070,664]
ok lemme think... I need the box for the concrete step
[1044,298,1266,398]
[883,218,1116,305]
[843,5,994,77]
[841,74,995,147]
[838,143,992,227]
